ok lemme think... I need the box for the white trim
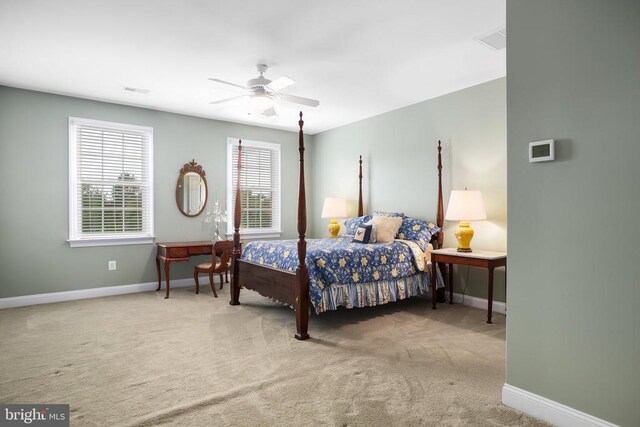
[227,137,233,234]
[224,232,281,240]
[68,116,154,246]
[69,116,154,134]
[0,279,195,309]
[69,117,78,242]
[502,383,618,427]
[68,236,155,248]
[452,292,506,315]
[228,138,280,151]
[226,137,281,236]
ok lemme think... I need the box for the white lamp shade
[249,93,274,111]
[445,190,487,221]
[321,197,348,219]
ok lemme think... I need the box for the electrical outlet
[108,260,117,271]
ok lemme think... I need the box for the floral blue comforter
[241,237,442,313]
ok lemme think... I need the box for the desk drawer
[167,247,189,258]
[190,246,212,255]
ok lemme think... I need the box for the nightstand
[430,248,507,323]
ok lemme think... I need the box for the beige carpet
[0,285,546,426]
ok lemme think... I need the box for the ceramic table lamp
[321,197,348,238]
[445,190,487,252]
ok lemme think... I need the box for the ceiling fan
[208,64,320,116]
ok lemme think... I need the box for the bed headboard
[357,143,443,248]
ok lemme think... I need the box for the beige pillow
[372,216,402,243]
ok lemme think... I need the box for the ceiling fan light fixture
[249,92,273,111]
[209,64,319,111]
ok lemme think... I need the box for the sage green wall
[310,78,507,302]
[0,86,312,298]
[507,1,640,425]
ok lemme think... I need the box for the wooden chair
[194,240,234,297]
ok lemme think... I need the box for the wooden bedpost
[230,139,242,306]
[295,112,310,340]
[358,155,364,217]
[435,140,447,305]
[436,140,444,248]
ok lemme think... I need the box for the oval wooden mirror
[176,160,208,217]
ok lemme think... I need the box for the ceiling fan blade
[266,76,295,92]
[262,107,277,117]
[279,93,320,107]
[209,95,248,105]
[208,78,249,91]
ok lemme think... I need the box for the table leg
[431,260,437,310]
[448,263,454,304]
[155,257,162,291]
[487,267,494,324]
[164,260,172,299]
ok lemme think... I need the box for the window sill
[68,236,155,248]
[225,231,282,240]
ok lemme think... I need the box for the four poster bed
[230,112,446,340]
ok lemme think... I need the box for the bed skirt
[315,267,444,314]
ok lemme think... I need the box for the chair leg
[209,272,218,298]
[194,270,200,294]
[226,271,229,283]
[219,274,224,289]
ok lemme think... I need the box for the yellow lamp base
[454,221,475,252]
[327,219,340,238]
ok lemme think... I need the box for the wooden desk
[156,241,213,299]
[430,248,507,324]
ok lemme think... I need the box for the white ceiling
[0,0,505,135]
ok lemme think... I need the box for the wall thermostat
[529,139,555,163]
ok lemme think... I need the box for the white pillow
[372,216,402,243]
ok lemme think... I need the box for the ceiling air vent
[124,86,150,94]
[475,28,506,52]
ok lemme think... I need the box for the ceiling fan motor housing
[248,76,271,91]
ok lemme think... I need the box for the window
[226,138,281,238]
[68,117,154,247]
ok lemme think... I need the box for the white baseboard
[3,285,503,312]
[452,292,506,315]
[0,278,196,309]
[502,383,618,427]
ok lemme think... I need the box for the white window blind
[68,117,154,247]
[226,138,281,237]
